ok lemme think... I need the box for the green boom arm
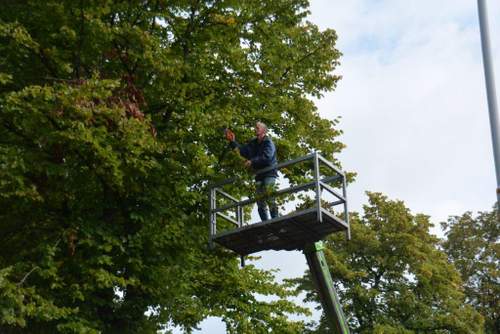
[303,242,350,334]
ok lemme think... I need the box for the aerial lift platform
[209,152,350,333]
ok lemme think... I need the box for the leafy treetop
[0,0,343,333]
[293,192,484,334]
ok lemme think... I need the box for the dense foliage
[441,206,499,334]
[0,0,343,333]
[294,192,484,334]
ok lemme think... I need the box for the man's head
[255,122,267,141]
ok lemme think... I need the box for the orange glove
[225,129,235,142]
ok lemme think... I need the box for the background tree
[441,206,499,334]
[0,0,343,332]
[293,192,483,334]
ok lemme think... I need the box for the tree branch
[17,266,39,286]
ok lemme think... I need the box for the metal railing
[209,152,350,246]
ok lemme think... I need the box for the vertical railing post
[342,173,350,241]
[314,152,322,223]
[209,188,216,248]
[236,205,240,227]
[239,206,244,227]
[238,203,245,267]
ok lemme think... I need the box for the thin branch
[277,43,326,84]
[17,266,39,286]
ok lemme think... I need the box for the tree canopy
[293,192,484,334]
[0,0,343,333]
[441,206,499,334]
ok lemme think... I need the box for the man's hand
[244,160,252,168]
[225,129,235,142]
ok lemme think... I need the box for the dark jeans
[256,176,279,221]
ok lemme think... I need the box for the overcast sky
[313,0,498,224]
[183,1,499,332]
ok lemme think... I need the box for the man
[225,122,279,221]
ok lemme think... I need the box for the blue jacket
[230,136,278,180]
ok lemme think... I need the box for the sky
[177,0,499,332]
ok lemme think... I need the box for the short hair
[256,121,268,133]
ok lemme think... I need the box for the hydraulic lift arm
[303,242,350,334]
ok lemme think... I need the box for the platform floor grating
[212,208,348,255]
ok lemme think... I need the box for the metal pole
[477,0,500,204]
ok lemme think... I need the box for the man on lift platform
[225,122,279,221]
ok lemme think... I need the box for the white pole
[477,0,500,204]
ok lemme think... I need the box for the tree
[0,0,343,332]
[441,206,499,334]
[293,192,483,333]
